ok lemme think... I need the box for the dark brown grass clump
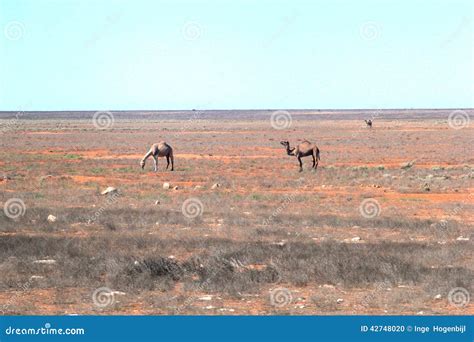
[0,235,471,299]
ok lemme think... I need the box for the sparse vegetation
[90,167,106,174]
[0,112,472,315]
[64,154,82,159]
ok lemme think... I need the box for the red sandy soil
[1,116,472,315]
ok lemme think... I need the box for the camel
[280,140,320,172]
[365,119,373,128]
[140,141,174,172]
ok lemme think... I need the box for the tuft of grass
[64,154,82,160]
[90,167,106,174]
[115,167,135,173]
[250,194,264,201]
[350,166,369,171]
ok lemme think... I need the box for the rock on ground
[101,187,118,195]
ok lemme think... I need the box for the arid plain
[0,109,472,315]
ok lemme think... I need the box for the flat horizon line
[0,107,472,113]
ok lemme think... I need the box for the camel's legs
[170,151,174,171]
[297,156,303,172]
[312,150,319,170]
[166,156,170,169]
[152,155,158,172]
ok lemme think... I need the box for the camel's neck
[286,146,295,156]
[141,150,153,162]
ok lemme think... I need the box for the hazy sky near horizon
[0,0,473,111]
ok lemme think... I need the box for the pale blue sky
[0,0,472,110]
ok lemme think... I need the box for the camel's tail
[316,148,320,161]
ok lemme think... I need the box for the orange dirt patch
[23,131,71,135]
[69,175,135,185]
[331,162,467,169]
[2,115,473,315]
[75,149,112,158]
[383,191,474,203]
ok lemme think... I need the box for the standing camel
[280,140,320,172]
[365,119,373,128]
[140,141,174,172]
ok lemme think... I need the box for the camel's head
[280,141,295,155]
[140,159,145,169]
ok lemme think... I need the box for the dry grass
[1,235,471,298]
[0,112,473,314]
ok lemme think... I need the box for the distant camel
[280,140,320,172]
[365,119,373,128]
[140,141,174,172]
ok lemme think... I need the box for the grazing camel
[140,141,174,172]
[280,140,320,172]
[365,119,373,128]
